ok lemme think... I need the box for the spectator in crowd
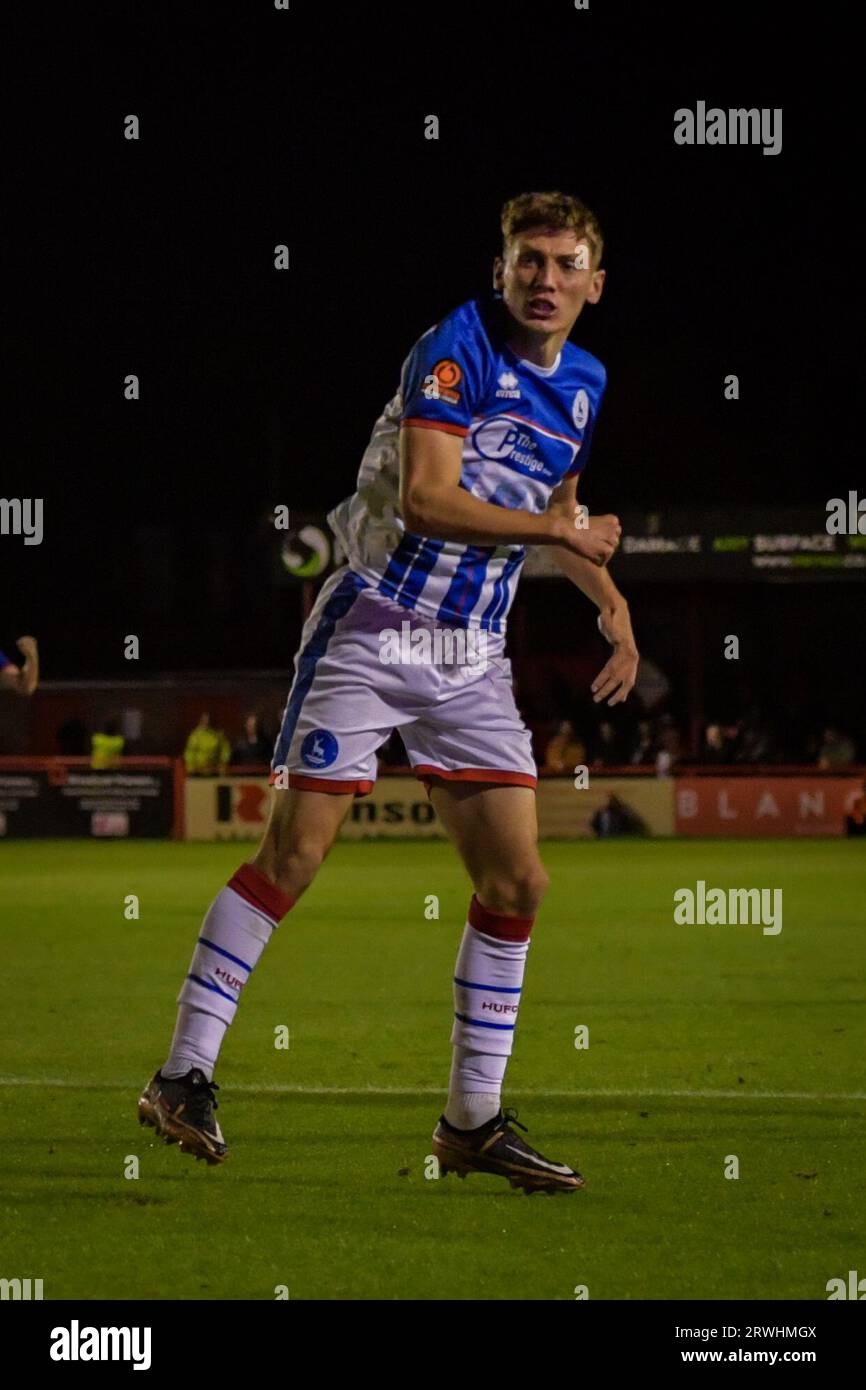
[543,720,587,773]
[818,725,856,770]
[628,718,656,766]
[589,719,626,767]
[91,719,124,769]
[230,713,272,766]
[731,706,773,764]
[702,722,735,764]
[654,712,682,775]
[590,792,646,838]
[184,712,230,775]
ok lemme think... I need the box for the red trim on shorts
[468,893,534,942]
[413,764,537,790]
[267,770,374,797]
[400,417,469,438]
[227,862,294,924]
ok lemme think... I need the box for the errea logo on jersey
[496,371,520,400]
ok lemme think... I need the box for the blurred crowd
[535,708,862,775]
[50,704,861,775]
[55,710,278,774]
[11,606,863,777]
[181,712,274,774]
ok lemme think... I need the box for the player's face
[494,228,605,338]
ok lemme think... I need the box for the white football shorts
[271,566,537,795]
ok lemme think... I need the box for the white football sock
[445,895,534,1131]
[162,1005,228,1082]
[162,863,293,1080]
[445,1049,508,1129]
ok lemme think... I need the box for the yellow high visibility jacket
[184,726,230,774]
[91,733,125,769]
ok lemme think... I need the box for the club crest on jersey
[428,358,463,404]
[495,370,521,400]
[300,729,339,769]
[572,389,589,429]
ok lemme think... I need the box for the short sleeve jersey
[327,295,606,634]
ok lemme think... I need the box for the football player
[140,191,638,1191]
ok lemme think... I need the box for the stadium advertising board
[675,776,862,836]
[183,774,444,840]
[0,760,176,838]
[536,775,674,837]
[183,774,673,840]
[523,508,866,583]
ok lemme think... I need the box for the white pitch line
[0,1078,864,1102]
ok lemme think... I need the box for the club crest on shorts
[300,729,339,768]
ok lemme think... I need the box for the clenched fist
[556,511,621,566]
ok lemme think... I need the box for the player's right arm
[399,424,620,564]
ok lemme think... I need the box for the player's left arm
[0,636,40,696]
[546,477,639,706]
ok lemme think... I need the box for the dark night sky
[3,2,859,676]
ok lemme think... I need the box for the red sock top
[228,862,294,924]
[468,893,534,942]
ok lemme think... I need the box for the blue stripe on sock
[453,976,522,993]
[453,1011,515,1031]
[197,938,253,973]
[188,973,239,1003]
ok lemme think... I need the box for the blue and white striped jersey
[327,295,606,635]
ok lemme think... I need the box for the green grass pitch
[2,837,864,1301]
